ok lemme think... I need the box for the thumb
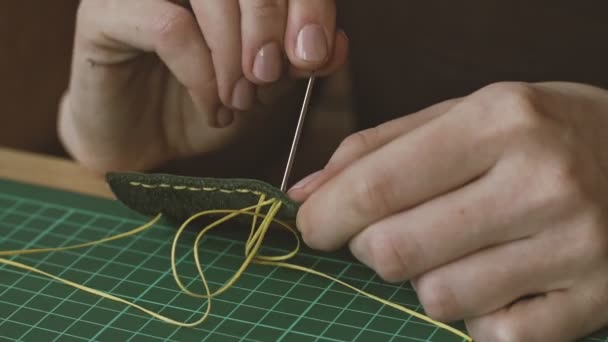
[288,99,459,201]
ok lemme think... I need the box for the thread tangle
[0,192,472,341]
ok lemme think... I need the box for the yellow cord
[0,197,472,341]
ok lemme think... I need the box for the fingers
[191,1,255,113]
[191,0,343,114]
[242,0,346,81]
[466,287,606,342]
[297,100,502,251]
[412,234,579,322]
[287,29,349,78]
[285,0,336,69]
[239,0,288,84]
[288,99,459,202]
[71,0,219,131]
[328,100,459,167]
[345,148,576,284]
[77,0,214,86]
[346,170,522,283]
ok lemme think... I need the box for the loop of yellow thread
[0,257,208,328]
[0,213,210,327]
[246,194,264,254]
[246,194,266,256]
[0,194,472,341]
[169,198,279,298]
[190,201,283,298]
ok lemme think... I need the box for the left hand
[290,82,608,342]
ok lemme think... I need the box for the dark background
[2,1,608,154]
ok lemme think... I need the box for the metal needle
[280,76,316,192]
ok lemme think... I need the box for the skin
[291,82,608,341]
[59,0,348,172]
[59,1,608,341]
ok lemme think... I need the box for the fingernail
[253,41,283,83]
[289,170,323,192]
[295,24,328,63]
[216,107,234,128]
[231,77,255,111]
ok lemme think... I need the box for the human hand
[59,0,347,172]
[292,82,608,341]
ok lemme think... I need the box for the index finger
[296,101,502,251]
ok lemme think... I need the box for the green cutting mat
[0,179,607,342]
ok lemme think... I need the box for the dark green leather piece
[106,172,299,222]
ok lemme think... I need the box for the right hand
[59,0,348,173]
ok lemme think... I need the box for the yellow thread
[0,196,472,341]
[127,182,265,197]
[0,215,161,257]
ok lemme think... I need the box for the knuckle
[329,127,382,166]
[534,153,585,211]
[339,128,380,156]
[75,0,111,43]
[480,82,540,112]
[154,7,195,46]
[416,274,459,322]
[476,82,545,137]
[351,173,396,219]
[366,229,416,283]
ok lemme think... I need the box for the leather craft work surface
[1,178,607,342]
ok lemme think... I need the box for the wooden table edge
[0,147,113,198]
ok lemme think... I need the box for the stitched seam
[128,181,266,197]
